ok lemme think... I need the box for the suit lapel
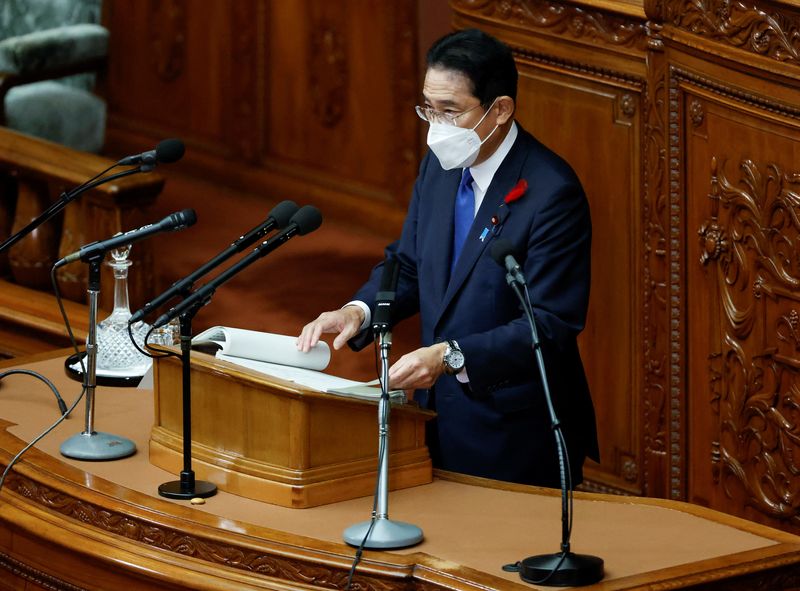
[434,133,529,328]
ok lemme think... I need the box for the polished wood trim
[150,351,434,508]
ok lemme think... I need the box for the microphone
[490,238,525,285]
[371,258,400,334]
[117,138,185,168]
[0,142,185,255]
[129,200,299,324]
[56,209,197,266]
[152,205,322,328]
[493,239,604,586]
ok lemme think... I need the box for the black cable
[50,266,86,372]
[0,385,85,493]
[522,284,574,545]
[500,280,577,585]
[345,429,386,591]
[0,369,68,415]
[0,266,91,493]
[127,321,180,361]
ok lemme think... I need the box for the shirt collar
[469,121,518,195]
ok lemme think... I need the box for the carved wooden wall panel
[458,0,800,532]
[515,64,645,495]
[98,0,800,531]
[452,0,650,496]
[103,0,418,232]
[685,85,800,532]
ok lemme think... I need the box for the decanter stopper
[96,245,151,373]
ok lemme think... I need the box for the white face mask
[426,99,499,170]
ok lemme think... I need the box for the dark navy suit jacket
[351,125,599,487]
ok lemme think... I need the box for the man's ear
[494,96,515,125]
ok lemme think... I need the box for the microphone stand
[158,303,217,499]
[504,274,603,587]
[0,167,144,254]
[151,205,320,498]
[60,257,136,460]
[342,327,423,549]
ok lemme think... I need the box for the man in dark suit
[298,28,598,487]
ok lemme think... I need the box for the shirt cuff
[456,367,469,383]
[344,301,371,332]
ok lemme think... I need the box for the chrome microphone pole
[60,258,136,460]
[343,327,423,549]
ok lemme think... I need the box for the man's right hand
[296,305,365,352]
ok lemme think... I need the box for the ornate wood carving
[147,0,187,82]
[665,63,687,502]
[643,39,670,498]
[690,98,705,127]
[0,551,88,591]
[621,93,637,117]
[452,0,649,50]
[3,471,409,591]
[699,156,800,527]
[663,0,800,64]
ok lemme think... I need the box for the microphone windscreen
[155,138,185,163]
[291,205,323,235]
[490,238,515,267]
[171,208,197,229]
[269,200,299,229]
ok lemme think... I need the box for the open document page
[192,326,405,402]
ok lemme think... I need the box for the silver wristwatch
[443,340,465,375]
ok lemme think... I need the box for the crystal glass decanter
[96,245,151,374]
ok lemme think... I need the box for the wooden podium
[149,351,435,508]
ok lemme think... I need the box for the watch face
[446,349,465,370]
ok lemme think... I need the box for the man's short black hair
[426,28,518,105]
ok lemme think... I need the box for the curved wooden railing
[0,127,164,358]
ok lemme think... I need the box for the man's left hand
[388,343,448,390]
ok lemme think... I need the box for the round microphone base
[343,518,424,549]
[60,431,136,461]
[158,479,217,500]
[519,552,604,587]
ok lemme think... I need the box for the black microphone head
[490,238,515,267]
[155,138,185,164]
[291,205,323,236]
[168,208,197,230]
[269,200,299,229]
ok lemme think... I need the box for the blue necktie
[451,168,474,273]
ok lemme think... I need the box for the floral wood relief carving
[4,472,405,591]
[702,157,800,524]
[147,0,186,82]
[452,0,648,50]
[642,56,669,497]
[620,93,637,117]
[309,21,348,128]
[665,0,800,63]
[689,98,705,127]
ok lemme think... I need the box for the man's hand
[388,343,448,390]
[297,305,365,352]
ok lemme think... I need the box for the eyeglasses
[415,103,483,126]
